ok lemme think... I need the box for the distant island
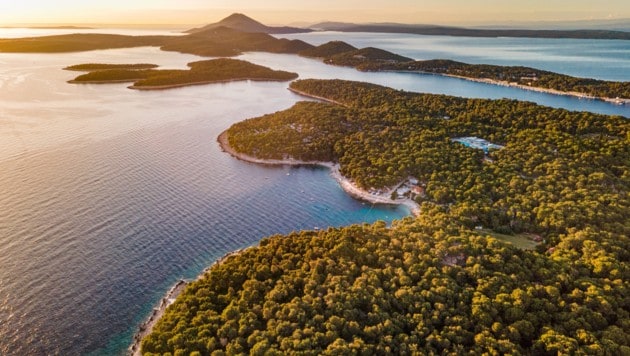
[64,63,159,71]
[3,14,626,102]
[0,33,168,53]
[67,58,298,89]
[311,21,630,40]
[2,14,629,101]
[0,25,94,30]
[140,79,630,355]
[300,41,630,103]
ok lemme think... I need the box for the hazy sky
[1,0,629,26]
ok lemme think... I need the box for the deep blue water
[0,29,629,355]
[0,115,409,355]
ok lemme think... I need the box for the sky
[0,0,629,26]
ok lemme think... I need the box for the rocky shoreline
[129,247,251,355]
[129,279,188,356]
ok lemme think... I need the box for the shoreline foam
[129,247,251,355]
[129,280,188,356]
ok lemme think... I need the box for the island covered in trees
[311,21,630,40]
[140,79,629,355]
[64,63,159,71]
[359,59,630,103]
[300,41,630,103]
[66,58,298,89]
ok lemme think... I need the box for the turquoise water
[0,29,628,355]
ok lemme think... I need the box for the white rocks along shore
[217,130,419,215]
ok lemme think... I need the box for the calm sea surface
[0,29,628,355]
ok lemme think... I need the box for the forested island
[359,59,630,103]
[312,21,630,40]
[300,41,630,102]
[67,58,298,89]
[140,79,629,355]
[64,63,159,71]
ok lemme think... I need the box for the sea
[0,28,628,355]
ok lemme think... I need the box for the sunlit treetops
[141,79,629,354]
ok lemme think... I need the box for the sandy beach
[218,130,419,215]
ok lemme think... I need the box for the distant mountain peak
[185,13,311,35]
[221,13,254,21]
[217,13,265,27]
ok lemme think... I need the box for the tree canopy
[142,79,629,355]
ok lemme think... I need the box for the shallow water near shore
[0,29,629,355]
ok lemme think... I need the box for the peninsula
[67,58,298,89]
[141,80,629,355]
[358,59,630,104]
[301,41,630,103]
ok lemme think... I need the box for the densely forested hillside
[229,79,628,237]
[68,58,298,88]
[141,79,629,355]
[323,47,413,67]
[142,209,629,355]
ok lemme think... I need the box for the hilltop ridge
[186,13,312,34]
